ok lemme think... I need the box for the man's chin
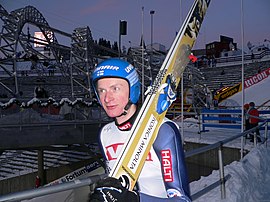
[107,111,122,118]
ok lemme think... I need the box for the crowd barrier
[200,108,270,132]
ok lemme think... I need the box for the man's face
[97,77,129,118]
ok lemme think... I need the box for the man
[89,58,191,201]
[248,102,261,143]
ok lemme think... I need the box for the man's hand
[89,177,139,202]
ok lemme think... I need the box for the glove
[89,177,139,202]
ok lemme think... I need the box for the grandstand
[200,58,270,93]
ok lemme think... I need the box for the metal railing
[0,174,107,202]
[186,118,268,200]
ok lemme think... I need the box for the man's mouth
[106,105,117,110]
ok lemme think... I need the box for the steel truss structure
[0,5,156,100]
[70,27,95,98]
[0,5,110,99]
[0,5,207,108]
[0,5,71,96]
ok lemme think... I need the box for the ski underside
[109,0,211,190]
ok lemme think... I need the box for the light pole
[240,0,245,160]
[141,7,145,103]
[150,10,155,55]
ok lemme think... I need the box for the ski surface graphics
[109,0,211,190]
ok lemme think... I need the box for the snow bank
[190,144,270,201]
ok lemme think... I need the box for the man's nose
[104,91,114,102]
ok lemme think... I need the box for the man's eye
[114,87,120,91]
[98,89,106,94]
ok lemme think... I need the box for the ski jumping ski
[109,0,211,190]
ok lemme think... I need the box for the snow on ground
[190,143,270,202]
[176,118,270,202]
[177,117,255,150]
